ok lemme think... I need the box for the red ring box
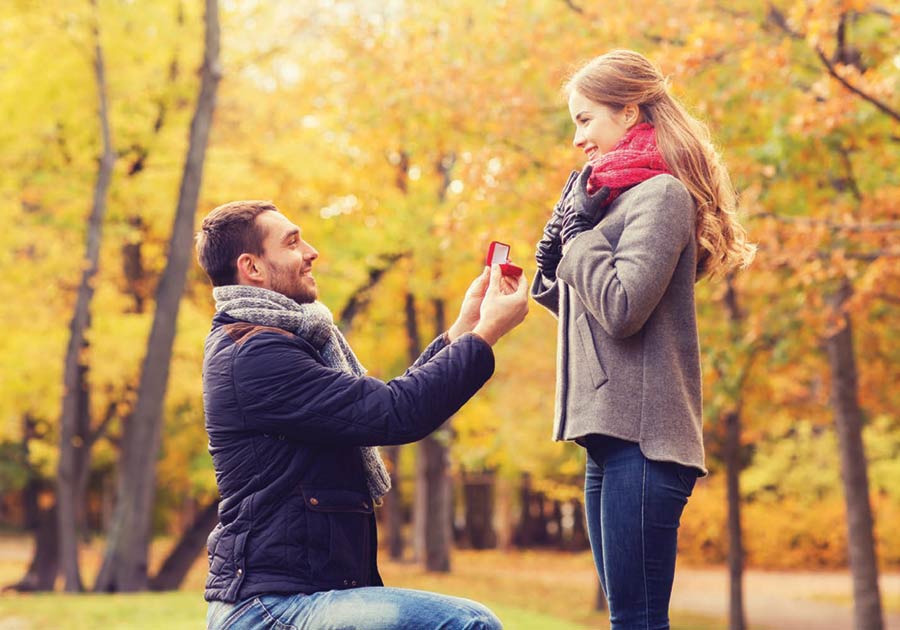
[486,241,523,278]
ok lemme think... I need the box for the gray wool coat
[531,174,707,474]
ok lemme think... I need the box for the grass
[0,591,205,630]
[0,535,726,629]
[0,591,586,630]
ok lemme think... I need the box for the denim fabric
[584,435,697,630]
[206,588,502,630]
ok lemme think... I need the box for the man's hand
[560,165,611,245]
[447,266,490,341]
[472,264,529,346]
[535,170,579,279]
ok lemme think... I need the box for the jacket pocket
[302,487,373,588]
[575,313,609,389]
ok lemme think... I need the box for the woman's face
[568,90,633,161]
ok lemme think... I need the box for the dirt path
[673,567,900,629]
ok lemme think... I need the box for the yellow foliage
[1,0,898,572]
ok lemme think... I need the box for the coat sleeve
[232,332,494,447]
[555,175,694,339]
[401,333,450,375]
[529,268,561,318]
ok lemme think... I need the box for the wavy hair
[566,49,755,278]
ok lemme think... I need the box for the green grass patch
[0,591,586,630]
[0,591,205,630]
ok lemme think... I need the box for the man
[196,200,528,629]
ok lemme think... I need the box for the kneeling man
[196,201,527,629]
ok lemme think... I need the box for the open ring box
[486,241,523,278]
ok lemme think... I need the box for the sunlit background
[1,1,899,628]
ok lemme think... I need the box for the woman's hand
[561,165,611,245]
[535,170,579,278]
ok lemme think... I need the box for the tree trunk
[413,297,453,572]
[462,470,497,549]
[401,290,429,563]
[724,410,747,630]
[514,473,548,547]
[416,434,452,571]
[8,455,58,594]
[826,280,883,630]
[382,445,405,560]
[513,473,531,547]
[534,493,549,546]
[56,4,115,592]
[10,501,58,593]
[149,499,219,591]
[407,292,427,565]
[94,0,221,592]
[570,499,589,550]
[722,276,747,630]
[495,476,514,550]
[549,500,563,547]
[122,215,147,314]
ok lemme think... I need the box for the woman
[531,49,755,629]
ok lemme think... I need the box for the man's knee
[462,606,503,630]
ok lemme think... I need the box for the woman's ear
[236,253,264,284]
[623,104,640,128]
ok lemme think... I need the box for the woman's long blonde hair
[566,49,755,278]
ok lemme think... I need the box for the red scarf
[586,122,671,204]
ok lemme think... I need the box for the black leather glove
[535,170,579,279]
[560,165,611,245]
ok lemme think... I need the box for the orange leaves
[683,417,900,569]
[845,255,900,326]
[788,78,856,135]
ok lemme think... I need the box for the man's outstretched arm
[233,330,493,446]
[233,265,528,447]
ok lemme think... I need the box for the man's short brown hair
[195,200,277,286]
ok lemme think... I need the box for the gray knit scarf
[213,284,391,501]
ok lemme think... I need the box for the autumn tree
[55,0,117,593]
[95,0,221,592]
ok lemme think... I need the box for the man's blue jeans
[206,587,502,630]
[584,435,697,630]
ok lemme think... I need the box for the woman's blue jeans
[206,587,502,630]
[584,435,697,630]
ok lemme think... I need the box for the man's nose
[303,242,319,260]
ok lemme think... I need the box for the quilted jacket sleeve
[556,175,694,339]
[401,334,450,375]
[232,332,494,447]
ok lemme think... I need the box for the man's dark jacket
[202,312,495,603]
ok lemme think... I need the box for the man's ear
[236,253,265,284]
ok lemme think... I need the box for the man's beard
[267,262,317,305]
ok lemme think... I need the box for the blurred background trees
[1,0,898,628]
